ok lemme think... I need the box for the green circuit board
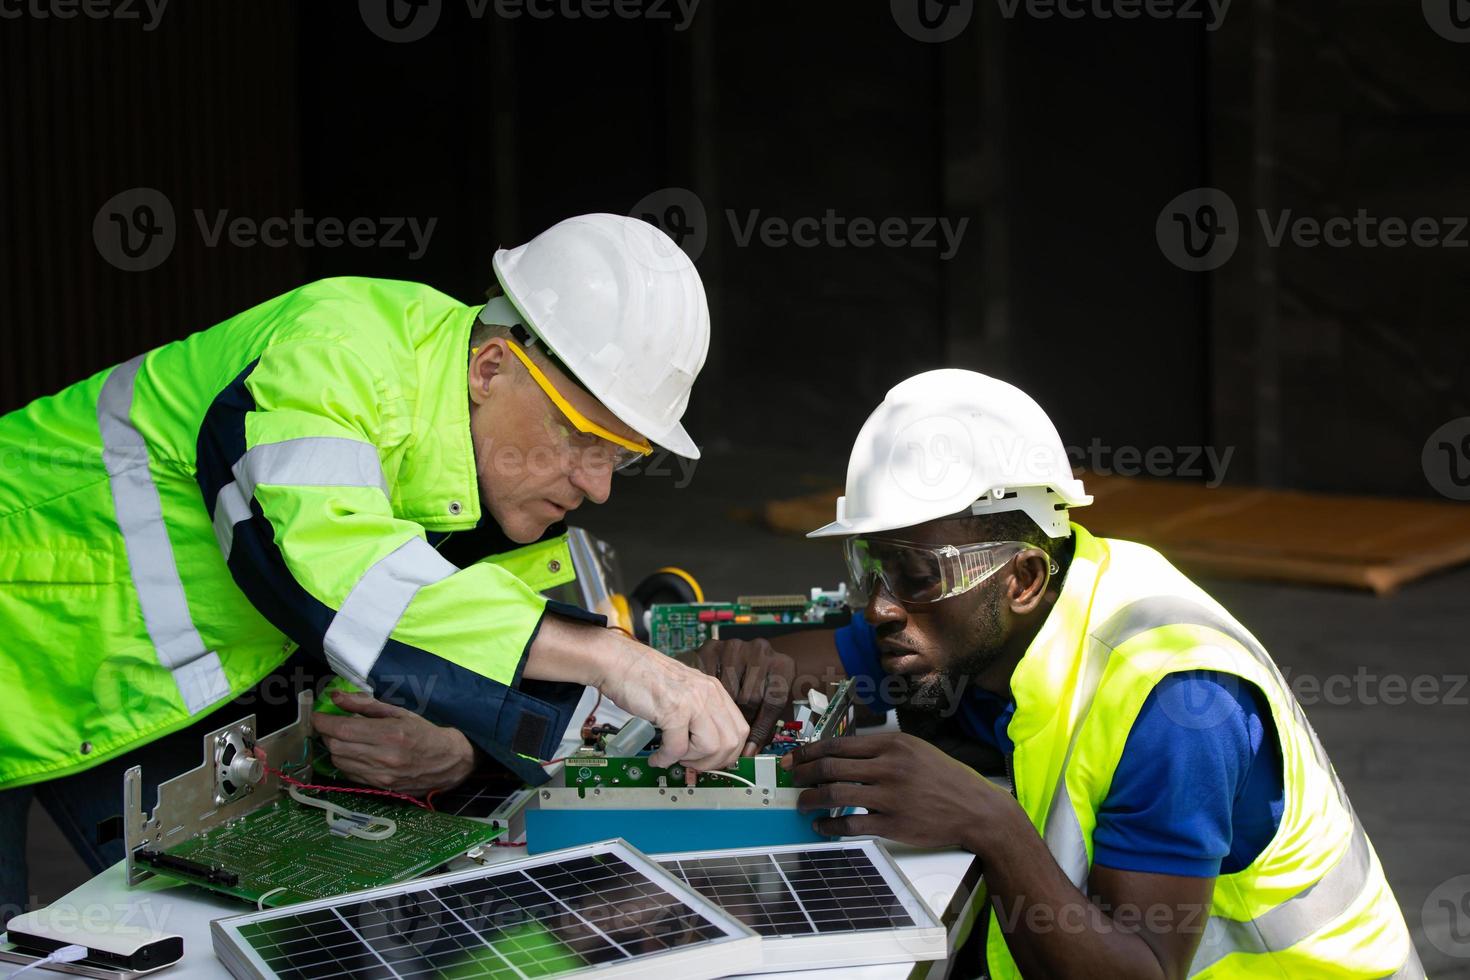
[562,678,856,796]
[560,754,797,793]
[134,790,502,908]
[649,594,848,655]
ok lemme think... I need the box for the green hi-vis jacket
[0,277,594,791]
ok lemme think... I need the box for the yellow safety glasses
[477,338,653,471]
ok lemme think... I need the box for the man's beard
[895,593,1006,722]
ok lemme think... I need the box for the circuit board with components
[135,790,502,908]
[649,587,851,655]
[528,680,857,853]
[563,681,854,795]
[124,694,504,910]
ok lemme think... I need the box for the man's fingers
[813,812,884,839]
[797,782,883,813]
[330,690,407,719]
[783,732,890,768]
[746,695,785,755]
[788,753,881,787]
[737,662,768,714]
[648,716,690,768]
[312,711,384,744]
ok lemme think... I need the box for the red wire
[256,747,433,811]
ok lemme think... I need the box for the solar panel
[211,840,759,980]
[657,840,947,973]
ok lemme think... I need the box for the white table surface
[4,694,983,979]
[4,839,978,980]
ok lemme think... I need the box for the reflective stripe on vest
[97,354,231,714]
[1192,819,1424,977]
[212,437,389,559]
[1034,594,1400,976]
[322,537,457,688]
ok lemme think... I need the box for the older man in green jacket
[0,213,746,924]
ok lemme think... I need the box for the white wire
[5,944,87,979]
[288,784,397,840]
[257,886,287,910]
[698,769,757,788]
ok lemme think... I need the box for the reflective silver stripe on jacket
[211,437,389,559]
[98,354,231,714]
[1032,594,1413,972]
[322,537,458,688]
[1189,817,1370,973]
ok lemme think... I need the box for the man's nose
[569,455,613,505]
[864,580,907,629]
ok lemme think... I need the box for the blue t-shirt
[834,617,1286,877]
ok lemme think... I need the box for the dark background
[4,0,1468,496]
[4,2,1470,974]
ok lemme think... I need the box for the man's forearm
[969,811,1173,980]
[521,611,636,688]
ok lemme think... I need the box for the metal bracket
[124,691,314,887]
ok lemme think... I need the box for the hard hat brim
[652,420,700,460]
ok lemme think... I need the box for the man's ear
[1007,550,1053,615]
[468,339,510,407]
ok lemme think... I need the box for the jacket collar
[395,302,483,531]
[1003,523,1110,749]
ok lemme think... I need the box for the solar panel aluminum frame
[210,839,761,980]
[657,840,948,973]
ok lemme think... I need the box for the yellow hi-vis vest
[985,525,1424,978]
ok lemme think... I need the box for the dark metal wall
[2,1,1465,498]
[0,1,303,403]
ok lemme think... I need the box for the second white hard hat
[808,369,1091,540]
[491,213,710,459]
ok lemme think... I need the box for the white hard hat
[808,369,1091,540]
[491,213,710,459]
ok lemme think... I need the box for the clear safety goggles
[844,537,1033,605]
[475,337,654,472]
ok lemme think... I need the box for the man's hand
[593,640,750,771]
[523,613,750,772]
[692,638,796,755]
[312,691,478,796]
[784,731,1022,849]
